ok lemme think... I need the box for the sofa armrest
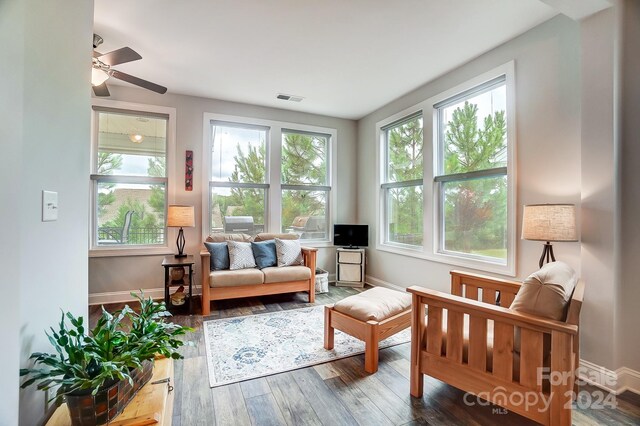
[200,249,211,314]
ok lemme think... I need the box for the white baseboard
[578,359,640,395]
[616,366,640,395]
[89,286,202,306]
[365,275,406,292]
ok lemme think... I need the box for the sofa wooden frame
[408,270,584,426]
[200,246,317,316]
[324,304,411,373]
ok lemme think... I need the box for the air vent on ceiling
[277,93,304,102]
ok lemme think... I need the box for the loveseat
[200,233,317,315]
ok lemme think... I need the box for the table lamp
[167,205,195,258]
[522,204,577,268]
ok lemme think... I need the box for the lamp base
[175,227,187,258]
[538,242,556,268]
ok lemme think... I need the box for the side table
[162,255,194,314]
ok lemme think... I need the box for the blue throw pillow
[204,242,230,271]
[251,240,277,269]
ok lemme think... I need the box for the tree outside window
[437,79,508,261]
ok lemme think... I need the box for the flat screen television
[333,224,368,248]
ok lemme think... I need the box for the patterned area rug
[203,305,411,387]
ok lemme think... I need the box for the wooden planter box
[65,360,154,426]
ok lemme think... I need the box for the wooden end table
[162,255,194,315]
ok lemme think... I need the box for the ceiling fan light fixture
[91,68,109,86]
[129,133,144,143]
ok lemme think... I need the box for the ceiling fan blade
[97,47,142,66]
[111,70,167,94]
[92,83,110,97]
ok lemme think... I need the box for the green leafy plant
[19,292,192,405]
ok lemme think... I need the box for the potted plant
[20,292,192,426]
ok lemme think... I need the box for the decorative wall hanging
[185,150,193,191]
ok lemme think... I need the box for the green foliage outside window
[386,117,423,245]
[442,101,507,259]
[281,133,327,232]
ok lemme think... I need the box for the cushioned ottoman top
[333,287,411,322]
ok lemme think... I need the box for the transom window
[91,108,169,249]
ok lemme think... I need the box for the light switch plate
[42,190,58,221]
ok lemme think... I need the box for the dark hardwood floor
[90,285,640,426]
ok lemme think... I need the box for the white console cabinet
[335,248,365,288]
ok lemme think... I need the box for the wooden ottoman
[324,287,412,373]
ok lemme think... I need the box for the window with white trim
[281,130,330,240]
[209,122,268,236]
[376,63,515,274]
[205,116,335,242]
[435,76,508,263]
[91,108,169,248]
[381,113,424,247]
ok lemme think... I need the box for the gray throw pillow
[275,238,303,267]
[204,242,230,270]
[227,241,257,270]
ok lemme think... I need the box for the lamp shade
[167,205,195,228]
[522,204,577,242]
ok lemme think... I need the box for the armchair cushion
[254,233,299,242]
[203,241,230,271]
[206,233,253,243]
[251,240,277,269]
[334,287,411,322]
[510,261,577,321]
[262,266,311,283]
[209,268,264,287]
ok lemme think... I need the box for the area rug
[203,305,411,387]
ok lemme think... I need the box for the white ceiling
[94,0,557,120]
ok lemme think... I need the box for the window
[281,130,330,240]
[209,122,268,237]
[205,115,336,243]
[91,108,169,249]
[376,63,515,274]
[435,76,508,263]
[381,113,424,247]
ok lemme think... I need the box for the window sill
[89,246,174,258]
[376,243,515,277]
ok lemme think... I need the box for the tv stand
[336,247,365,288]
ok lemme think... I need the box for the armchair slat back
[409,270,585,426]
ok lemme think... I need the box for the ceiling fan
[92,34,167,97]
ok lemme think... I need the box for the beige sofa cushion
[334,287,411,322]
[254,233,298,242]
[510,261,577,321]
[206,233,253,243]
[210,268,264,288]
[262,266,311,284]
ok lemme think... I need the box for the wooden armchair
[408,270,584,426]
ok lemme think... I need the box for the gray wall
[617,0,640,372]
[580,8,617,371]
[89,86,357,297]
[357,15,582,292]
[0,0,93,424]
